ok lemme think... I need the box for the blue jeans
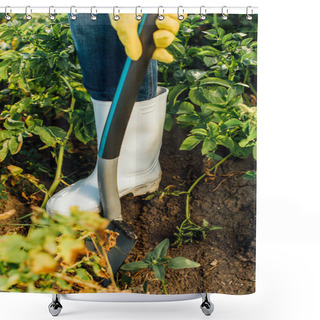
[68,14,157,101]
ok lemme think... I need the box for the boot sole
[119,173,162,198]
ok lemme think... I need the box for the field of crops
[0,14,257,294]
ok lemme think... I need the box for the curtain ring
[221,6,228,20]
[49,6,56,21]
[113,6,120,21]
[135,6,142,21]
[70,6,77,21]
[246,6,253,21]
[25,6,32,20]
[158,6,164,20]
[5,6,12,21]
[91,6,97,21]
[177,6,184,21]
[200,6,207,20]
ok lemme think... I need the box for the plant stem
[162,280,168,295]
[90,236,117,288]
[101,246,117,288]
[185,153,231,220]
[213,14,218,29]
[244,67,249,84]
[243,67,257,97]
[248,81,257,97]
[54,273,105,292]
[41,75,75,208]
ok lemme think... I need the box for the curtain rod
[0,6,259,15]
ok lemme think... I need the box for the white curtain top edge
[0,6,259,15]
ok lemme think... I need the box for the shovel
[93,14,158,279]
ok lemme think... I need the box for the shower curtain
[0,10,257,296]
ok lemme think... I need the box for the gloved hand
[110,14,186,63]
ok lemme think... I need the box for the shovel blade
[106,219,137,273]
[86,219,137,287]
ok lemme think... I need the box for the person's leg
[68,13,157,101]
[47,14,168,215]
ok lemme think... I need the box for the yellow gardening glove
[110,14,186,63]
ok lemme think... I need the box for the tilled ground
[120,125,256,294]
[0,124,256,295]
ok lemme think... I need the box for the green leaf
[216,135,234,149]
[190,128,207,137]
[0,130,12,142]
[76,268,91,281]
[120,261,149,271]
[153,239,170,260]
[248,126,257,140]
[231,143,252,158]
[186,70,207,83]
[0,60,11,81]
[223,118,243,128]
[8,136,22,155]
[176,114,199,126]
[200,77,231,88]
[201,138,216,155]
[253,145,257,160]
[180,136,202,151]
[167,257,200,269]
[241,38,253,46]
[168,84,188,109]
[243,171,256,180]
[56,278,72,290]
[222,33,233,43]
[203,57,218,67]
[189,87,209,106]
[207,122,219,136]
[176,102,194,114]
[169,41,185,55]
[74,123,92,144]
[17,77,30,93]
[144,251,154,263]
[32,126,56,147]
[0,141,9,162]
[48,127,67,141]
[164,113,174,131]
[0,234,28,264]
[4,118,25,130]
[152,264,165,281]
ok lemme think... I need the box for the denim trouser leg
[68,14,157,101]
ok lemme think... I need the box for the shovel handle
[98,14,158,220]
[99,14,158,160]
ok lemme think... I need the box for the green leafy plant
[0,206,122,293]
[121,238,200,294]
[0,15,95,206]
[155,14,257,246]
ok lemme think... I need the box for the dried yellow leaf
[0,209,16,220]
[58,237,86,265]
[30,251,58,274]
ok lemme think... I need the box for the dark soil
[120,124,256,295]
[0,124,255,295]
[0,194,29,236]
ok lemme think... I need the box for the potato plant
[121,238,200,294]
[0,14,257,291]
[0,205,120,293]
[0,15,95,206]
[156,14,257,245]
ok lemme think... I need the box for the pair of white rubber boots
[46,87,168,216]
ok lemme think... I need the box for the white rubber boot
[46,87,168,215]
